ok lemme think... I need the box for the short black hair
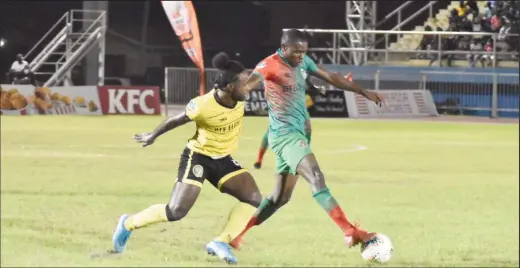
[212,52,245,89]
[281,29,308,46]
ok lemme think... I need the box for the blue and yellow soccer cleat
[205,240,238,264]
[112,214,132,253]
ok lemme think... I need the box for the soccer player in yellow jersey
[111,52,261,264]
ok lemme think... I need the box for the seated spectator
[465,0,479,17]
[490,10,503,31]
[467,38,484,67]
[449,9,461,25]
[8,54,29,83]
[481,39,495,67]
[429,26,459,67]
[416,25,434,59]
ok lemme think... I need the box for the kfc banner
[161,1,206,96]
[1,85,161,116]
[97,86,161,115]
[0,84,101,116]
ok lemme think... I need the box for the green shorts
[269,132,313,175]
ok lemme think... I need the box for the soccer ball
[360,233,393,263]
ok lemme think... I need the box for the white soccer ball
[360,233,393,263]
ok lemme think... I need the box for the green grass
[1,116,518,267]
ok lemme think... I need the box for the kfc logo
[98,86,161,115]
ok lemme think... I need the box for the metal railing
[164,67,519,118]
[285,28,519,66]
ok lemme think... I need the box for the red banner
[97,86,161,115]
[161,1,206,96]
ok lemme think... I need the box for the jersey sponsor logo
[256,61,267,69]
[300,69,308,80]
[213,121,240,133]
[192,164,204,178]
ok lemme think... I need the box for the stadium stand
[386,0,519,68]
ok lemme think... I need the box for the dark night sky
[0,1,442,73]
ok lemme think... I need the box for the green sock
[312,187,338,212]
[261,130,269,149]
[253,197,278,225]
[312,187,353,232]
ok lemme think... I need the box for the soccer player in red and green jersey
[231,29,385,250]
[254,73,353,169]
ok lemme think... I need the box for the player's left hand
[133,132,156,148]
[361,89,385,106]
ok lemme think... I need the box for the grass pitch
[1,116,518,267]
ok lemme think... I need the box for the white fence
[164,67,519,118]
[283,28,519,66]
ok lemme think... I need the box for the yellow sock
[124,204,169,231]
[213,202,257,243]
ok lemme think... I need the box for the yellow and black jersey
[185,89,244,158]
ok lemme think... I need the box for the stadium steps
[388,0,488,52]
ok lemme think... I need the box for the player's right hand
[361,89,385,106]
[133,132,156,148]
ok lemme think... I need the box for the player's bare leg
[230,173,299,249]
[112,182,201,253]
[296,154,375,247]
[254,130,269,169]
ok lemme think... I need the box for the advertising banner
[0,84,102,116]
[344,89,439,118]
[308,89,348,118]
[97,86,161,115]
[161,1,206,96]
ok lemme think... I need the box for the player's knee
[165,204,189,221]
[309,166,327,193]
[240,191,263,208]
[270,193,292,208]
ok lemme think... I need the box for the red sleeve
[252,58,273,81]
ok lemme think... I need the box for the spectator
[417,25,434,59]
[456,2,468,17]
[450,9,461,25]
[429,33,458,67]
[465,0,479,17]
[467,38,484,67]
[8,54,30,83]
[480,39,495,67]
[483,2,493,19]
[490,10,503,31]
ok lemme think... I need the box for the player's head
[212,52,248,101]
[16,54,23,62]
[280,29,308,67]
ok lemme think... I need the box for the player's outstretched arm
[134,112,192,147]
[240,72,263,95]
[312,67,384,105]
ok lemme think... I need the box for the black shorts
[176,147,246,191]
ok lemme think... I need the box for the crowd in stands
[417,0,519,67]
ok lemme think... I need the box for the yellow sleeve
[185,97,204,121]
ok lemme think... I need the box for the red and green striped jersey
[252,49,318,136]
